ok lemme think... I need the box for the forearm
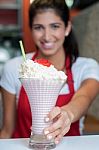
[61,94,92,123]
[0,88,16,139]
[0,114,16,139]
[0,118,16,139]
[62,79,99,123]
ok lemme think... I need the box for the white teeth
[45,43,53,46]
[42,42,53,49]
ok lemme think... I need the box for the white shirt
[0,52,99,102]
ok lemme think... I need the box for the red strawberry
[35,59,51,67]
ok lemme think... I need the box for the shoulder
[3,52,34,71]
[5,52,34,65]
[1,52,35,80]
[0,52,35,94]
[73,57,99,69]
[72,57,99,88]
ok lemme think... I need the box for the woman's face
[32,9,68,57]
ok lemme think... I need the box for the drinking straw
[19,40,26,61]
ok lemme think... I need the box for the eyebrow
[32,22,62,26]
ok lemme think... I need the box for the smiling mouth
[41,42,54,49]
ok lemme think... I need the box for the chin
[41,50,55,56]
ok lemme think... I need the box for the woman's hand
[43,79,99,144]
[44,106,74,144]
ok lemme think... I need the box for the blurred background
[0,0,99,135]
[72,0,98,9]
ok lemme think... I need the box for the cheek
[32,31,41,41]
[56,30,66,40]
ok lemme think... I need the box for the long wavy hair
[29,0,79,67]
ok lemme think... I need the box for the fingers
[54,120,71,143]
[44,108,66,134]
[45,128,61,141]
[44,107,72,144]
[44,119,71,144]
[45,106,61,122]
[55,125,71,144]
[45,109,71,133]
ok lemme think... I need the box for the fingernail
[47,135,52,140]
[45,117,49,122]
[55,140,59,144]
[44,130,49,135]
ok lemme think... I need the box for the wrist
[61,106,74,123]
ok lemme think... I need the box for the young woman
[0,0,99,145]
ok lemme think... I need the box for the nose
[43,28,51,42]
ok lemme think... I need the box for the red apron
[12,52,80,138]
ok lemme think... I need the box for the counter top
[0,135,99,150]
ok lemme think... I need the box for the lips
[41,42,54,49]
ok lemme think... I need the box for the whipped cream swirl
[19,59,67,81]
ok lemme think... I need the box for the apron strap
[66,55,75,94]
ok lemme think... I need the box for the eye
[32,25,44,31]
[51,24,60,30]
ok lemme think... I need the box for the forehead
[32,9,63,24]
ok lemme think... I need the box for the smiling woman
[31,9,70,57]
[0,0,99,149]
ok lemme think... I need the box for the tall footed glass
[20,78,65,149]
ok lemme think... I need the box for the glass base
[29,134,56,149]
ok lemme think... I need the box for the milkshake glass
[20,78,65,149]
